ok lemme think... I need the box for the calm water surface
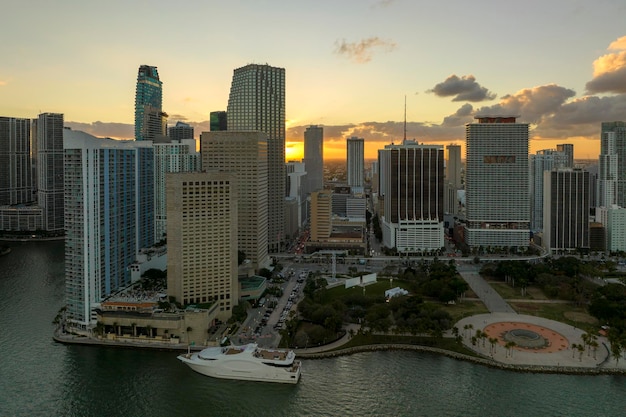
[1,241,625,417]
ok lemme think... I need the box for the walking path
[457,264,516,313]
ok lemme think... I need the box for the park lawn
[509,301,599,334]
[488,281,534,300]
[336,333,479,356]
[324,280,397,301]
[443,300,489,322]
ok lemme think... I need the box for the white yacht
[177,343,301,384]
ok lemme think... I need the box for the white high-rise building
[201,131,269,271]
[63,130,154,327]
[153,138,199,241]
[347,137,364,190]
[303,125,324,194]
[464,116,530,250]
[227,64,285,253]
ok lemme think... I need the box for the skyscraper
[542,169,589,253]
[227,64,285,252]
[598,122,626,208]
[200,131,269,271]
[135,65,163,141]
[37,113,64,232]
[556,144,574,169]
[347,136,364,189]
[378,140,444,253]
[304,125,324,194]
[0,117,32,205]
[530,149,568,231]
[64,130,154,326]
[444,144,462,215]
[166,171,238,320]
[464,116,530,250]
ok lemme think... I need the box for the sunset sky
[2,0,626,161]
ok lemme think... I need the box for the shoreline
[53,331,626,376]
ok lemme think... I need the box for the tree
[238,250,246,265]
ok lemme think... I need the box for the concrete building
[227,64,285,253]
[200,131,269,271]
[168,121,194,141]
[0,117,33,206]
[36,113,65,232]
[310,190,332,241]
[530,149,568,232]
[378,140,444,253]
[63,130,155,327]
[464,116,530,250]
[542,169,589,253]
[556,143,574,169]
[601,205,626,253]
[347,136,364,189]
[135,65,163,142]
[153,137,199,241]
[166,171,238,321]
[303,125,324,195]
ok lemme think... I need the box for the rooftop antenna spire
[403,95,407,143]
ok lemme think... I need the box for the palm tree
[463,324,469,338]
[577,344,585,362]
[571,343,578,358]
[590,340,599,360]
[489,337,498,356]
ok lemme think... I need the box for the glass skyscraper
[135,65,162,141]
[227,64,285,252]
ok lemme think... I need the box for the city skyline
[2,1,626,160]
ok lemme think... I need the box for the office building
[378,140,444,253]
[542,169,589,253]
[347,137,364,189]
[530,149,568,231]
[168,121,194,141]
[201,131,269,271]
[37,113,65,232]
[153,137,200,241]
[304,125,324,194]
[227,64,285,252]
[166,171,238,320]
[0,117,32,205]
[210,111,227,131]
[598,122,626,208]
[135,65,163,141]
[310,190,332,241]
[64,130,155,326]
[464,116,530,250]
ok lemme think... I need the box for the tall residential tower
[304,125,324,194]
[135,65,163,141]
[347,137,364,190]
[464,116,530,250]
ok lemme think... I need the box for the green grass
[442,300,489,322]
[488,281,534,300]
[336,333,479,356]
[509,301,599,334]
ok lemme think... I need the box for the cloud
[0,80,6,86]
[65,121,134,139]
[334,37,396,63]
[475,84,576,125]
[427,74,496,102]
[586,35,626,94]
[442,103,474,127]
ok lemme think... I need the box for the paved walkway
[293,323,360,354]
[457,264,516,313]
[455,313,626,369]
